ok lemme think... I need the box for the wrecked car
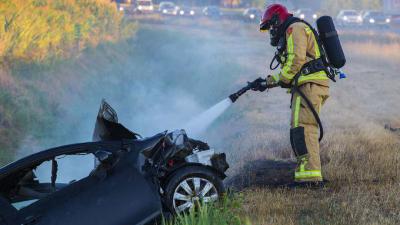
[0,100,229,225]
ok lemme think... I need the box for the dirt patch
[226,159,297,190]
[385,119,400,134]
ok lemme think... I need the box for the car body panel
[0,141,162,225]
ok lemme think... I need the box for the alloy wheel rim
[172,177,218,213]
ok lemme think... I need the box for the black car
[0,100,229,225]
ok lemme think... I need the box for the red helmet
[260,4,292,31]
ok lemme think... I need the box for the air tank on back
[316,16,346,69]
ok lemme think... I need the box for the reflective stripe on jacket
[272,22,330,87]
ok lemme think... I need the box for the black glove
[249,77,268,92]
[250,77,278,92]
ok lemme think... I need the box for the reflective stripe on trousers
[295,170,322,180]
[293,96,301,128]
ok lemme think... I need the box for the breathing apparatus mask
[260,14,287,47]
[269,27,280,47]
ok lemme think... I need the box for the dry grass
[242,182,400,225]
[233,129,400,225]
[197,27,400,224]
[344,42,400,64]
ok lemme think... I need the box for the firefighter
[258,4,330,187]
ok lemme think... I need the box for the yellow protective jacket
[272,22,330,87]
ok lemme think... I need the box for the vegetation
[235,130,400,224]
[164,197,251,225]
[0,6,398,224]
[0,0,136,165]
[0,0,135,63]
[151,19,400,225]
[162,126,400,225]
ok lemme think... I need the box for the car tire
[163,165,225,214]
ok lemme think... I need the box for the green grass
[163,196,251,225]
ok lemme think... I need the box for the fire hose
[228,76,324,142]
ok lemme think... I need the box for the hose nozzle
[229,77,267,103]
[229,93,240,103]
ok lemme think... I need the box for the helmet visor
[259,20,271,32]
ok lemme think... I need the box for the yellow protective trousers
[290,83,329,182]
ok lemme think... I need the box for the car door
[0,195,17,225]
[4,147,161,225]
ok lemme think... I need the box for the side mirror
[94,150,114,164]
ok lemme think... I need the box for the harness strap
[299,58,326,76]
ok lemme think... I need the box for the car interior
[1,154,98,211]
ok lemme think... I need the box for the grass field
[153,19,400,225]
[0,16,399,224]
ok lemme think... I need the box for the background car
[136,0,154,13]
[294,8,318,22]
[336,10,363,26]
[203,6,221,19]
[178,6,196,17]
[159,1,179,16]
[115,0,135,14]
[242,8,261,23]
[362,11,391,28]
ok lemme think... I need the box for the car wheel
[164,165,225,214]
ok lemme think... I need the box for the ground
[149,19,400,224]
[4,17,400,224]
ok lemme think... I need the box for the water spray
[184,77,269,138]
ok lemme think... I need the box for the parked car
[136,0,154,13]
[294,8,318,22]
[159,1,179,15]
[362,11,391,27]
[115,0,135,14]
[203,6,221,19]
[242,8,261,23]
[336,10,363,26]
[178,6,197,17]
[0,100,229,225]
